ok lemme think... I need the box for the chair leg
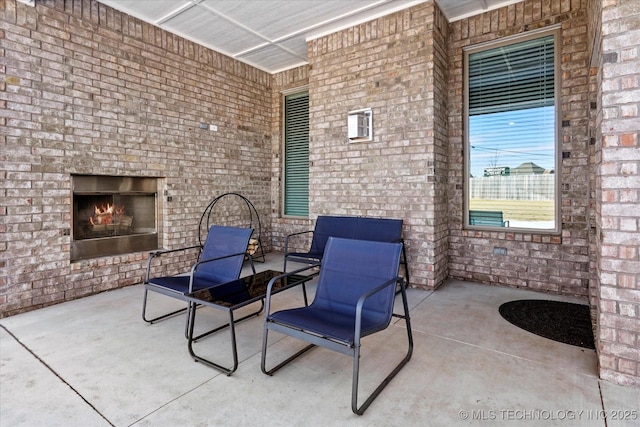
[142,288,188,324]
[351,283,414,415]
[261,324,315,376]
[142,288,149,321]
[184,301,193,339]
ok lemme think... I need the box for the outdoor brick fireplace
[71,175,160,261]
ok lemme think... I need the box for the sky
[469,105,556,177]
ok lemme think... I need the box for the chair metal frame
[261,237,414,415]
[142,225,255,337]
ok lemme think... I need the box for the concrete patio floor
[1,253,638,426]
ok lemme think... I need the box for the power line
[470,145,553,158]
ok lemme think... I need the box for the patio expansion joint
[419,328,600,382]
[596,381,611,427]
[129,373,224,427]
[0,323,116,427]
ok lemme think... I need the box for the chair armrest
[354,276,404,342]
[264,265,318,316]
[284,230,314,255]
[145,244,203,282]
[150,244,202,257]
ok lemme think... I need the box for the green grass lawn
[469,199,554,222]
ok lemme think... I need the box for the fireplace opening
[71,175,160,261]
[74,194,156,240]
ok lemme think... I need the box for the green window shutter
[284,91,309,217]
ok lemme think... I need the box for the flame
[89,203,125,226]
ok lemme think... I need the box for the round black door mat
[499,299,595,349]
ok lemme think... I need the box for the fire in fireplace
[74,194,154,240]
[71,175,160,261]
[89,202,128,228]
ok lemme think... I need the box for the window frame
[463,27,562,234]
[281,87,310,218]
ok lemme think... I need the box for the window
[283,90,309,217]
[464,29,559,231]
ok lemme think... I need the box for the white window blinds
[468,35,555,116]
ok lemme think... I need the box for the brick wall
[306,1,447,288]
[0,0,272,316]
[587,0,602,316]
[431,5,450,286]
[447,0,593,297]
[596,0,640,388]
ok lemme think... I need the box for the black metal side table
[185,268,317,375]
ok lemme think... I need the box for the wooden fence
[469,175,554,201]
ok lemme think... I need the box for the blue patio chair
[142,225,255,336]
[283,215,410,286]
[261,237,413,415]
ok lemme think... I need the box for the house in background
[1,0,638,389]
[511,162,546,175]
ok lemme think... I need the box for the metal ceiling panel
[275,38,310,58]
[161,4,266,56]
[238,45,306,74]
[200,0,380,41]
[96,0,527,73]
[435,0,525,21]
[98,0,192,23]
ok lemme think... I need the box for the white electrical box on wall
[347,108,372,142]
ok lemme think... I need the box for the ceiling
[96,0,523,74]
